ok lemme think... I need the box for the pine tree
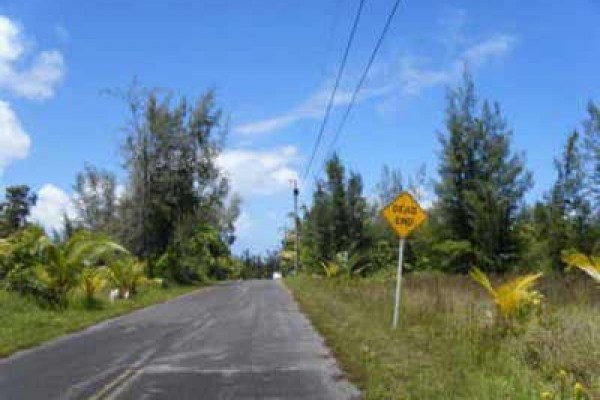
[325,154,349,253]
[584,101,600,211]
[435,71,532,272]
[547,131,593,268]
[0,185,37,236]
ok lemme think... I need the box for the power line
[326,0,402,154]
[303,0,366,181]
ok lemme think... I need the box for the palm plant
[562,251,600,283]
[321,260,343,278]
[470,267,543,325]
[35,232,127,307]
[321,251,372,279]
[80,267,107,304]
[105,257,148,298]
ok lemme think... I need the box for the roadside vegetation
[287,274,599,399]
[0,87,254,356]
[0,284,195,357]
[283,71,600,398]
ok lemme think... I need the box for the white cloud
[0,99,30,173]
[234,86,358,136]
[217,146,300,196]
[235,21,517,137]
[0,15,65,101]
[0,16,23,62]
[29,184,76,232]
[461,34,517,67]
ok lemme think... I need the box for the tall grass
[286,273,600,399]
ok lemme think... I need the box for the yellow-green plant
[0,238,10,256]
[562,251,600,284]
[321,260,342,278]
[106,257,149,298]
[469,267,543,324]
[35,232,127,307]
[80,267,107,304]
[540,369,590,400]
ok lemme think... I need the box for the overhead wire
[325,0,402,155]
[302,0,366,181]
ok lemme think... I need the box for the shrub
[80,267,107,305]
[156,224,229,284]
[562,251,600,284]
[34,232,128,307]
[0,227,46,295]
[470,267,543,328]
[105,257,148,298]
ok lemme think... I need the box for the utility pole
[291,180,300,274]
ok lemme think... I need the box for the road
[0,280,359,400]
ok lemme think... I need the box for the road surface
[0,280,359,399]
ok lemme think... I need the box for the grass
[286,272,600,399]
[0,284,202,357]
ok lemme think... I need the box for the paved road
[0,280,359,400]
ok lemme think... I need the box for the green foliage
[79,267,107,305]
[105,257,150,298]
[541,370,591,400]
[0,285,198,357]
[72,163,119,236]
[33,231,128,307]
[300,153,371,271]
[0,228,127,307]
[0,226,47,297]
[429,240,474,273]
[544,131,595,270]
[435,70,532,272]
[238,250,280,279]
[0,185,37,237]
[286,275,600,399]
[117,88,237,260]
[155,224,230,284]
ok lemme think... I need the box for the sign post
[382,192,427,329]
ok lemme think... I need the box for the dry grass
[286,272,600,399]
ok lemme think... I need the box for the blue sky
[0,0,599,253]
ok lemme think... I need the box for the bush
[156,224,231,284]
[0,226,46,295]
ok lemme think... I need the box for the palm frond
[469,267,496,296]
[562,251,600,283]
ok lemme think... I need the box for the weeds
[286,273,599,399]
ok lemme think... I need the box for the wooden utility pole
[291,180,300,274]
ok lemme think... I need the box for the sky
[0,0,599,254]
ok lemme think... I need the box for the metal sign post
[381,191,427,329]
[392,238,405,329]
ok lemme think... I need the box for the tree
[72,163,119,235]
[326,154,349,253]
[0,185,37,236]
[117,87,235,264]
[376,165,404,206]
[299,154,372,273]
[435,71,532,272]
[546,131,593,268]
[584,101,600,211]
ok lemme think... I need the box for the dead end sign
[381,191,427,329]
[382,192,427,238]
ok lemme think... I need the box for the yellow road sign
[382,192,427,238]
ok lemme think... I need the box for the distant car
[272,272,282,280]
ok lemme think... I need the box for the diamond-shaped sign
[382,192,427,238]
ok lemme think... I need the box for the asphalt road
[0,280,359,400]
